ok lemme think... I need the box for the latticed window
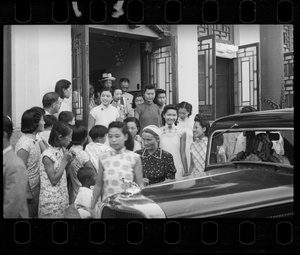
[198,25,233,44]
[150,46,172,104]
[283,25,293,52]
[284,52,294,107]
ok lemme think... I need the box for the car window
[208,129,294,166]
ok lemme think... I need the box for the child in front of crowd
[58,111,75,125]
[124,117,144,151]
[85,125,110,172]
[134,84,161,132]
[189,114,211,177]
[90,121,143,217]
[67,124,96,204]
[177,101,194,169]
[111,85,126,121]
[160,105,188,179]
[74,167,97,219]
[38,115,58,147]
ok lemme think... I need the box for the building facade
[3,24,293,130]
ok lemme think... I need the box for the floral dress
[15,134,41,218]
[99,148,140,201]
[38,146,69,218]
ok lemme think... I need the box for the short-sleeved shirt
[135,148,176,185]
[190,137,208,174]
[135,102,161,131]
[99,148,140,201]
[68,145,90,203]
[15,134,41,192]
[85,142,110,172]
[90,104,120,128]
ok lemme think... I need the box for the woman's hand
[63,150,75,162]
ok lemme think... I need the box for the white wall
[175,25,199,118]
[11,25,72,128]
[234,25,260,46]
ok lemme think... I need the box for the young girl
[129,92,144,117]
[189,114,211,177]
[159,105,188,179]
[15,107,45,218]
[177,101,194,169]
[124,117,144,151]
[134,84,161,132]
[38,121,74,218]
[111,85,126,121]
[88,88,120,142]
[85,125,110,172]
[90,121,143,215]
[67,124,96,204]
[38,115,58,147]
[54,79,72,118]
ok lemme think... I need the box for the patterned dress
[99,148,140,201]
[135,148,176,185]
[38,146,69,218]
[15,134,41,218]
[190,137,208,175]
[68,145,90,204]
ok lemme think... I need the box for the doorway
[216,57,234,118]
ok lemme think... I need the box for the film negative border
[0,219,300,253]
[1,0,299,254]
[0,0,298,24]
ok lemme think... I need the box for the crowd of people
[3,74,213,219]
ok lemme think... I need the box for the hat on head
[142,125,161,138]
[99,73,116,82]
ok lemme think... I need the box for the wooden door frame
[3,25,12,117]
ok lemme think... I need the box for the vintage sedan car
[99,108,294,218]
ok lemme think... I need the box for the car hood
[140,169,293,218]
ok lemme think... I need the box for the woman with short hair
[15,107,45,218]
[135,125,176,185]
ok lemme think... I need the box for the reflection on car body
[99,108,294,218]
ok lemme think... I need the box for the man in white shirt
[42,92,61,115]
[119,78,134,118]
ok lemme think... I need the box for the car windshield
[208,129,294,167]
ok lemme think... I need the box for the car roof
[209,108,294,134]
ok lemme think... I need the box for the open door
[198,35,216,120]
[71,25,89,127]
[233,43,259,113]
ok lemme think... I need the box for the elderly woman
[135,125,176,185]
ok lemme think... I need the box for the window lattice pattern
[283,25,293,52]
[235,45,258,113]
[198,25,233,43]
[150,47,172,104]
[284,52,294,107]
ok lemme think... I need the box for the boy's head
[89,125,108,143]
[154,89,166,107]
[77,167,97,188]
[44,115,58,129]
[58,111,75,125]
[71,124,88,145]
